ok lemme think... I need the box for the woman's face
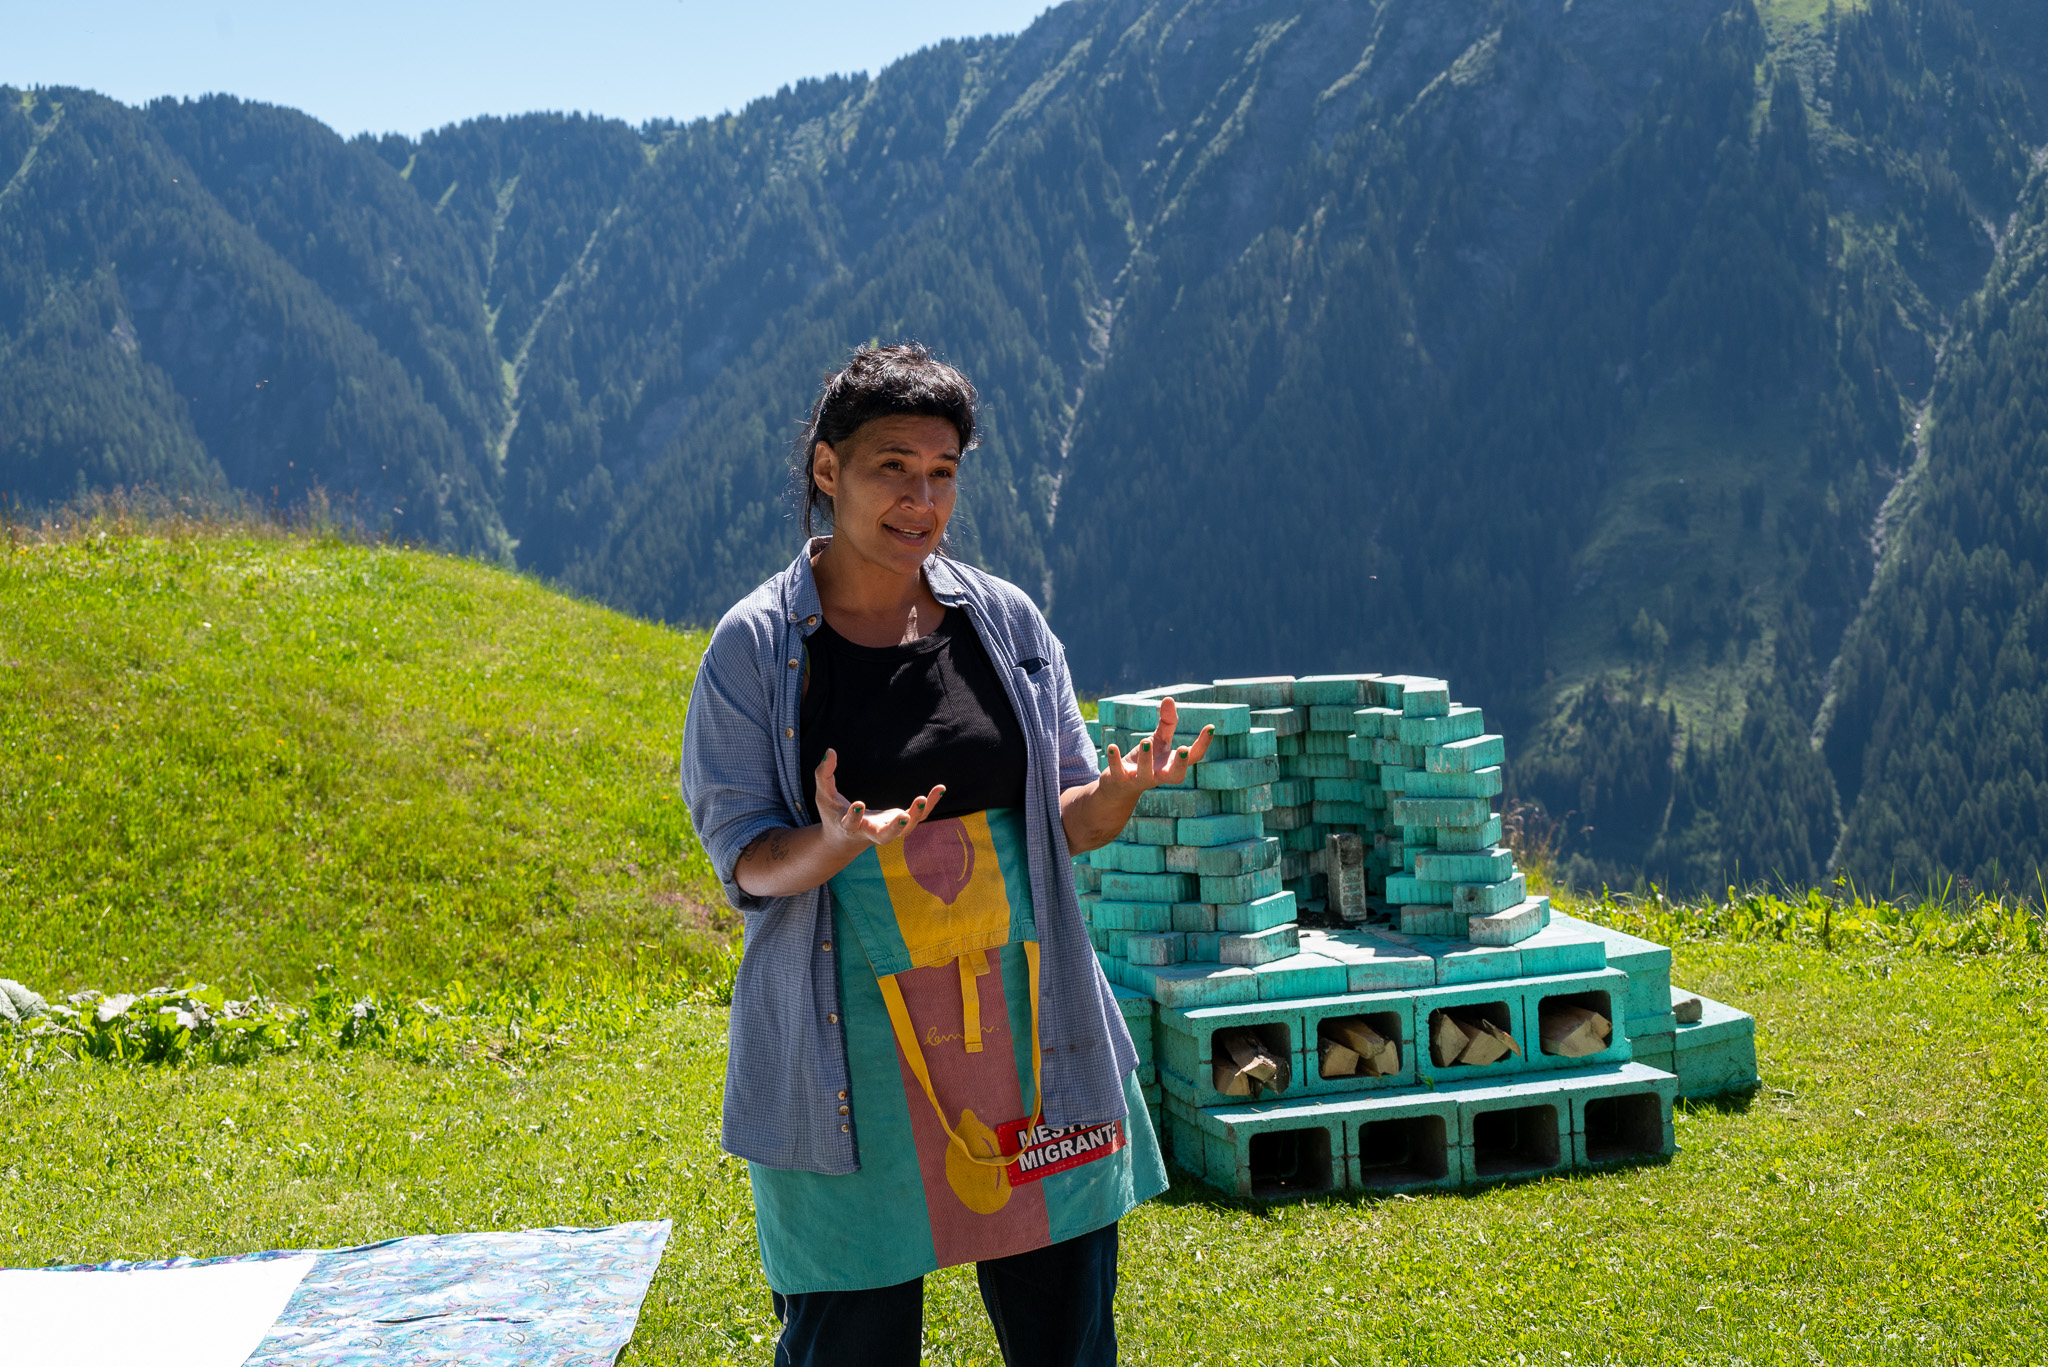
[813,414,961,577]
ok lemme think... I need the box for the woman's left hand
[1099,696,1213,798]
[1061,696,1214,855]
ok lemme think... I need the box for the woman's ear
[812,441,840,499]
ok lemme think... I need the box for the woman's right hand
[814,748,947,852]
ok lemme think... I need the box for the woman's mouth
[882,521,930,547]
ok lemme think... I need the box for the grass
[6,941,2044,1364]
[6,523,2047,1363]
[0,508,723,995]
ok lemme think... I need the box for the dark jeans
[771,1221,1119,1367]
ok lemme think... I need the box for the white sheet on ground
[0,1253,316,1367]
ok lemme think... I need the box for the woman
[680,343,1212,1366]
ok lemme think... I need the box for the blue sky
[4,0,1056,138]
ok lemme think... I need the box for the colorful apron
[748,809,1166,1294]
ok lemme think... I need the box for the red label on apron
[994,1116,1127,1185]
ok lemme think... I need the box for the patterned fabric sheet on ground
[2,1220,671,1367]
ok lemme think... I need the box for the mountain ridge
[2,0,2043,894]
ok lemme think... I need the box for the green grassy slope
[5,944,2044,1364]
[0,522,719,996]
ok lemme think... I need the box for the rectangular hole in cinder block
[1426,1000,1513,1068]
[1317,1011,1403,1078]
[1353,1115,1449,1188]
[1211,1021,1292,1097]
[1584,1092,1664,1162]
[1537,989,1615,1059]
[1247,1126,1334,1198]
[1471,1104,1562,1177]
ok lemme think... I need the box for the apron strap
[879,942,1043,1169]
[958,950,989,1053]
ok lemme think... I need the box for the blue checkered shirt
[679,542,1138,1174]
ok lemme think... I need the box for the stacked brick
[1073,669,1760,1197]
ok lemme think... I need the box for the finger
[901,785,946,831]
[1104,742,1127,779]
[840,798,868,833]
[1153,697,1178,750]
[815,748,844,801]
[1185,724,1215,765]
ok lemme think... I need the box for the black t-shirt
[799,607,1029,822]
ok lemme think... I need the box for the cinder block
[1399,905,1460,937]
[1136,683,1217,703]
[1100,696,1158,731]
[1436,942,1523,985]
[1135,787,1220,820]
[1091,842,1155,873]
[1347,1101,1466,1191]
[1171,902,1217,933]
[1157,1002,1305,1107]
[1100,871,1195,903]
[1371,738,1426,767]
[1414,847,1514,883]
[1183,836,1280,877]
[1130,816,1181,846]
[1349,706,1402,738]
[1386,874,1455,904]
[1195,756,1280,791]
[1376,765,1418,793]
[1253,950,1346,1000]
[1453,873,1527,916]
[1137,961,1263,1009]
[1395,706,1483,746]
[1211,676,1296,708]
[1565,1062,1679,1167]
[1412,983,1531,1084]
[1392,796,1493,827]
[1399,680,1451,718]
[1127,932,1186,966]
[1523,970,1635,1072]
[1176,813,1262,847]
[1220,923,1301,966]
[1672,995,1759,1098]
[1279,824,1327,852]
[1294,674,1382,706]
[1217,784,1274,815]
[1312,777,1370,802]
[1468,895,1550,946]
[1073,861,1103,893]
[1170,702,1251,737]
[1212,727,1278,760]
[1216,890,1298,933]
[1296,927,1438,992]
[1402,766,1504,799]
[1092,900,1176,932]
[1251,706,1306,736]
[1309,704,1365,731]
[1453,1091,1568,1182]
[1199,865,1283,904]
[1631,1030,1675,1075]
[1270,777,1312,807]
[1428,734,1506,773]
[1297,996,1416,1096]
[1282,754,1357,779]
[1264,804,1314,831]
[1433,817,1504,851]
[1312,800,1376,825]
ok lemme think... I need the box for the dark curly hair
[795,342,979,536]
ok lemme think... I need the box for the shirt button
[827,1013,839,1025]
[787,658,799,669]
[838,1105,850,1116]
[838,1090,848,1101]
[784,727,794,738]
[822,940,833,952]
[841,1124,850,1134]
[807,615,818,626]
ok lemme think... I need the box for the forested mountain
[2,0,2044,895]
